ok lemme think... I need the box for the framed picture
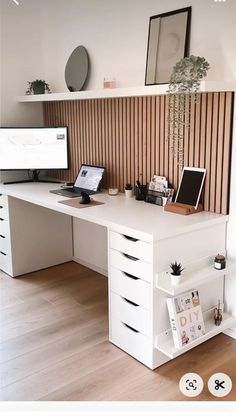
[145,7,191,85]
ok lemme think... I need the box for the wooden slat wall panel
[44,92,234,215]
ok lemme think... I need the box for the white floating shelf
[156,313,236,359]
[17,81,236,103]
[156,259,236,296]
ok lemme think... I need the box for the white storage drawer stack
[109,230,153,367]
[0,194,12,275]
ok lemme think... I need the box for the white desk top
[0,183,228,242]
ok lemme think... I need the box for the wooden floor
[0,261,236,401]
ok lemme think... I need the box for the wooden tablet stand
[164,202,203,215]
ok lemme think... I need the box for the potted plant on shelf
[169,261,184,286]
[167,55,210,167]
[125,183,133,198]
[25,79,51,95]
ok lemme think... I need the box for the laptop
[50,164,105,198]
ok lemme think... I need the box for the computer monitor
[0,127,68,171]
[175,167,206,209]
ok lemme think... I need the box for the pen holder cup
[135,184,147,201]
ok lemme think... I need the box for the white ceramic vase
[170,273,182,287]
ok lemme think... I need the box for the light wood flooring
[0,261,236,401]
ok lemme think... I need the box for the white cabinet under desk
[0,183,235,370]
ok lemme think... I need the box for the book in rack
[166,289,206,348]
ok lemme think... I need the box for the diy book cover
[166,290,205,348]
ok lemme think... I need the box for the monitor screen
[74,164,105,191]
[175,167,206,208]
[0,127,68,170]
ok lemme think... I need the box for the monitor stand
[3,170,61,185]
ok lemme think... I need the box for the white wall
[0,0,44,127]
[0,0,44,182]
[40,0,236,92]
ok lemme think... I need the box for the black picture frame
[145,7,192,85]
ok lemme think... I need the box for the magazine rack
[155,257,236,359]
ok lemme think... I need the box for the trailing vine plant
[167,55,210,167]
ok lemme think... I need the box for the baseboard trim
[223,328,236,339]
[72,256,108,277]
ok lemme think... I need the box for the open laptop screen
[74,164,105,191]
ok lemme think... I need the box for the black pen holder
[135,184,147,201]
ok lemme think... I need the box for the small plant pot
[125,189,133,198]
[33,85,45,95]
[170,273,182,287]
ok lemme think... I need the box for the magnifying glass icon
[189,382,194,388]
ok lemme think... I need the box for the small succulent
[170,261,184,276]
[125,183,132,190]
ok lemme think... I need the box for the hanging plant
[167,55,210,166]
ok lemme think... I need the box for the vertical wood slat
[44,92,233,215]
[210,93,219,212]
[204,93,213,212]
[216,93,225,213]
[222,92,233,214]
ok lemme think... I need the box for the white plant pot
[125,189,133,198]
[170,273,182,287]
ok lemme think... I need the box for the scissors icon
[215,379,225,390]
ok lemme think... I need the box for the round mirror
[65,46,89,92]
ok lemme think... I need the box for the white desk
[0,183,235,369]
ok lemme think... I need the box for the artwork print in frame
[145,7,191,85]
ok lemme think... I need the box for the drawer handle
[122,234,139,242]
[0,235,6,239]
[122,322,139,333]
[122,253,139,261]
[122,297,139,307]
[123,271,139,280]
[0,251,7,256]
[0,218,4,221]
[0,206,3,209]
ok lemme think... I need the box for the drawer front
[110,316,152,367]
[110,292,151,337]
[109,231,152,263]
[0,194,8,206]
[110,266,150,310]
[0,195,9,220]
[0,235,11,255]
[109,249,152,283]
[0,250,12,275]
[0,218,10,238]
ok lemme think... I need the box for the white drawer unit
[110,316,152,368]
[109,249,152,283]
[110,292,151,336]
[110,266,150,310]
[108,227,154,368]
[109,231,152,263]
